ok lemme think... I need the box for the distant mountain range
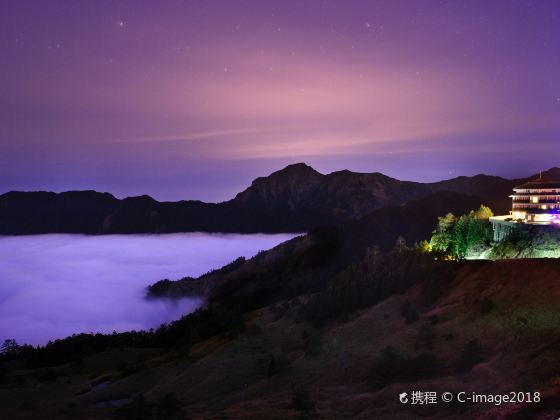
[5,167,560,420]
[1,163,559,235]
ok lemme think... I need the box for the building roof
[514,180,560,190]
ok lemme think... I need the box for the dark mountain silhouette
[151,190,487,299]
[0,190,118,234]
[0,163,553,235]
[6,188,560,419]
[341,191,487,255]
[532,167,560,180]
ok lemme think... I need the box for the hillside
[0,163,545,235]
[2,244,560,419]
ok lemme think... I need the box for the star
[365,22,371,29]
[119,21,125,27]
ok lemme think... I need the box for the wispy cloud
[112,127,269,143]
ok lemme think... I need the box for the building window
[532,196,539,203]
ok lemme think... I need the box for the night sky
[1,1,559,201]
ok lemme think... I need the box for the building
[489,177,560,241]
[510,179,560,224]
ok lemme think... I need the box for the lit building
[489,177,560,241]
[510,180,560,224]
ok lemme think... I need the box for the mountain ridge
[1,164,557,235]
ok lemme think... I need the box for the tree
[428,206,494,260]
[473,205,494,220]
[393,236,408,254]
[364,245,382,269]
[1,339,20,356]
[418,240,431,254]
[429,213,457,254]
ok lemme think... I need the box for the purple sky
[1,0,560,201]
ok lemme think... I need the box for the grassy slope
[2,259,560,419]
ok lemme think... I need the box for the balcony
[512,199,560,204]
[511,207,560,214]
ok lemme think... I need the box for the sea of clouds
[0,232,294,345]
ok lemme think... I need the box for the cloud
[112,127,269,143]
[0,233,294,345]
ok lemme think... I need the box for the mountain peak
[233,163,323,208]
[271,162,321,177]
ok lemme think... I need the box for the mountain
[0,163,551,235]
[150,190,487,300]
[4,194,560,419]
[0,191,119,234]
[2,170,558,419]
[232,163,518,225]
[341,191,488,255]
[534,167,560,181]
